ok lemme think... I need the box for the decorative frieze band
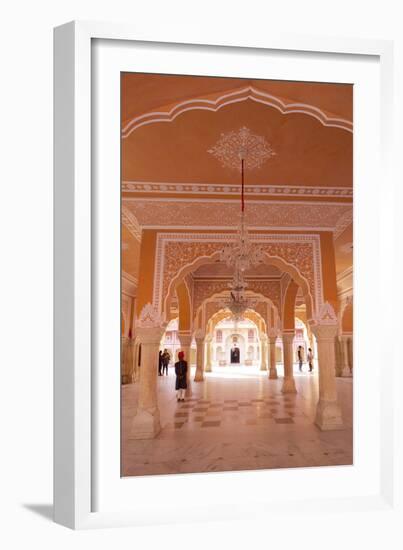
[122,206,141,241]
[122,180,353,199]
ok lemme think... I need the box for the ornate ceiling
[121,74,353,129]
[122,99,352,191]
[121,73,353,284]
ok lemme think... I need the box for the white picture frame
[54,21,397,530]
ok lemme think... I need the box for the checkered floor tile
[169,397,305,429]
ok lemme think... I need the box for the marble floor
[121,364,353,477]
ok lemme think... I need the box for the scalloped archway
[207,307,266,334]
[193,289,277,333]
[165,251,314,323]
[122,86,353,138]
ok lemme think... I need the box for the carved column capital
[135,326,165,345]
[340,332,352,341]
[136,302,167,332]
[193,329,206,342]
[311,323,338,341]
[177,331,192,346]
[311,301,338,341]
[268,327,279,340]
[282,331,295,344]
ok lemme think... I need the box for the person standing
[297,345,304,372]
[175,351,188,402]
[162,348,170,376]
[307,347,314,373]
[158,350,163,376]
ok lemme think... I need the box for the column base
[205,365,212,373]
[342,367,351,377]
[260,364,267,371]
[281,377,297,393]
[131,408,161,439]
[269,367,278,379]
[315,399,343,431]
[185,384,192,397]
[194,370,204,382]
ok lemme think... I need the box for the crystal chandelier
[209,127,276,319]
[219,270,259,321]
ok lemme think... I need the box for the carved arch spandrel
[161,246,316,322]
[205,304,267,334]
[192,278,281,321]
[198,290,276,329]
[197,291,275,333]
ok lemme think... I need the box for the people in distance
[307,347,314,373]
[162,348,170,376]
[297,345,304,372]
[158,350,163,376]
[175,351,188,402]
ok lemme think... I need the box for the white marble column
[204,334,213,372]
[132,339,140,383]
[260,333,268,371]
[268,329,278,379]
[334,336,343,377]
[281,331,297,393]
[131,325,165,439]
[341,335,351,377]
[348,337,353,376]
[194,329,205,382]
[178,331,193,396]
[121,336,136,384]
[124,337,135,384]
[311,310,343,430]
[121,336,128,382]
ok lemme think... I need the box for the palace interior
[120,74,353,477]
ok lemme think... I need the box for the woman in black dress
[175,351,188,402]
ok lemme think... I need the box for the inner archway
[164,250,315,323]
[205,309,264,373]
[213,317,260,368]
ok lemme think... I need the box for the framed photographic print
[54,21,396,529]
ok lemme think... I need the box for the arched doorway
[164,250,315,324]
[213,316,261,368]
[160,317,180,364]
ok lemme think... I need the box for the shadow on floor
[23,503,53,522]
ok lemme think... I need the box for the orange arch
[342,303,353,333]
[165,251,314,322]
[176,281,192,332]
[194,289,277,331]
[283,279,299,330]
[207,307,265,334]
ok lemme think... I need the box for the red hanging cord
[241,158,245,213]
